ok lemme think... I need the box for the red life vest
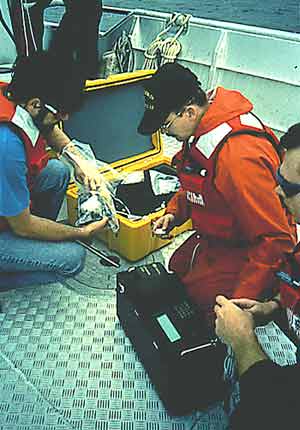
[173,113,281,241]
[0,82,49,232]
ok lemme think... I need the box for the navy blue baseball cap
[138,62,201,135]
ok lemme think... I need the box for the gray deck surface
[0,231,297,430]
[0,135,297,430]
[1,5,298,428]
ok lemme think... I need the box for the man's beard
[32,107,57,136]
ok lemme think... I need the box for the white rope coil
[143,14,191,69]
[160,37,181,65]
[143,38,163,70]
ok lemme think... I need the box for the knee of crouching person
[62,243,87,277]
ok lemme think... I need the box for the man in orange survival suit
[137,62,296,319]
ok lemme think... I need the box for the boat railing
[1,2,299,135]
[89,7,300,136]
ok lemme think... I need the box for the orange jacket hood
[197,87,253,135]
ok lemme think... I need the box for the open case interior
[64,71,179,223]
[114,163,178,219]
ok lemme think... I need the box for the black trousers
[230,359,300,430]
[30,0,102,79]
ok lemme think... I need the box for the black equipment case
[116,262,227,416]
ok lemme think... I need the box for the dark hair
[7,50,85,114]
[280,123,300,150]
[190,86,207,108]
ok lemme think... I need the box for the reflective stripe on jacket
[174,113,282,239]
[167,87,296,306]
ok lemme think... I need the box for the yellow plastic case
[65,70,191,261]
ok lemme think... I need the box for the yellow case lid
[63,70,165,169]
[85,69,155,90]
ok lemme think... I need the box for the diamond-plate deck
[0,234,297,430]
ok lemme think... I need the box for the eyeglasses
[44,103,59,115]
[276,169,300,198]
[160,98,195,134]
[160,111,183,134]
[44,103,68,120]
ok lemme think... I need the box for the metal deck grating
[0,234,297,430]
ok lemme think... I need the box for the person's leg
[74,0,102,79]
[0,231,86,288]
[31,159,70,221]
[48,0,73,62]
[29,0,53,50]
[49,0,102,79]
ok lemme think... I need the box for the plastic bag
[75,189,119,232]
[149,170,180,195]
[62,139,123,233]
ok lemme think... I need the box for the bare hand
[61,143,103,191]
[214,295,256,349]
[81,217,108,240]
[152,213,175,238]
[230,298,279,326]
[215,296,269,376]
[74,163,103,191]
